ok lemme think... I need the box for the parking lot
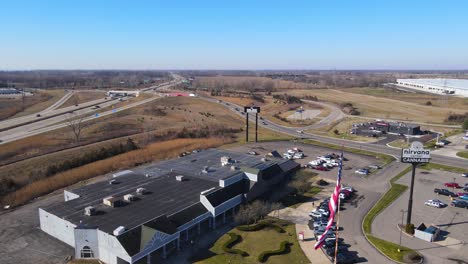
[374,169,468,263]
[231,141,401,264]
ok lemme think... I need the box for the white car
[283,154,293,160]
[297,130,304,134]
[327,160,339,167]
[293,152,305,159]
[287,149,296,154]
[425,199,445,208]
[355,169,369,175]
[341,186,355,193]
[309,211,322,218]
[312,208,329,217]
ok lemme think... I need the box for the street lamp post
[398,209,406,252]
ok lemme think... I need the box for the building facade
[396,79,468,97]
[39,149,299,264]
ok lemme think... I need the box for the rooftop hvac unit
[220,156,232,166]
[123,194,136,202]
[84,206,96,216]
[176,175,185,182]
[103,196,122,207]
[113,226,125,236]
[136,187,147,195]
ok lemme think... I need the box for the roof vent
[109,179,118,185]
[230,166,237,171]
[113,226,125,236]
[202,166,209,174]
[176,175,185,182]
[261,158,267,162]
[103,196,122,207]
[145,173,150,178]
[84,206,96,216]
[124,194,136,202]
[221,156,232,166]
[136,187,147,195]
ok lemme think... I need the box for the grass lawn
[456,151,468,159]
[388,139,410,149]
[419,163,466,174]
[367,235,419,263]
[194,219,309,264]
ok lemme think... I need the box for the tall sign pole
[401,141,430,226]
[243,106,260,143]
[245,112,249,142]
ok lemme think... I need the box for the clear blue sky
[1,0,467,70]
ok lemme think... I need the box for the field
[1,137,230,207]
[214,95,329,127]
[0,90,65,120]
[58,90,106,108]
[195,76,316,90]
[194,219,309,264]
[288,88,468,124]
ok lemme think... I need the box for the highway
[0,76,184,144]
[40,91,75,113]
[202,96,468,169]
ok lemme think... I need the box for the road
[202,96,468,170]
[40,91,75,113]
[0,76,185,144]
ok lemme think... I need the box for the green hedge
[222,233,249,256]
[236,221,285,233]
[257,241,292,263]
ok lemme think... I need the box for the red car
[457,192,468,197]
[313,166,328,171]
[444,182,461,188]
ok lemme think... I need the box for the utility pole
[398,209,405,252]
[245,112,249,142]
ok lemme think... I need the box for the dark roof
[205,179,248,207]
[144,215,178,235]
[44,172,217,234]
[167,203,208,227]
[117,226,142,256]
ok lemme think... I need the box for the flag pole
[334,148,344,264]
[333,189,341,264]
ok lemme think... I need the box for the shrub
[237,222,267,232]
[257,241,292,262]
[425,101,432,106]
[222,233,249,256]
[405,223,415,235]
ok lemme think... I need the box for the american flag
[314,151,343,250]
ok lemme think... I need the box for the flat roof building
[396,78,468,97]
[39,149,299,264]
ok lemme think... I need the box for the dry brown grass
[0,90,65,120]
[1,137,230,207]
[288,89,467,124]
[59,90,106,108]
[0,97,243,164]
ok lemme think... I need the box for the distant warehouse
[39,149,299,264]
[396,78,468,97]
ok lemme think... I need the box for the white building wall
[39,208,76,247]
[64,190,80,201]
[74,228,99,259]
[97,230,132,264]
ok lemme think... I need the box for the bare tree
[66,113,89,143]
[270,202,282,218]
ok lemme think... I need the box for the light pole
[398,209,406,252]
[453,177,456,193]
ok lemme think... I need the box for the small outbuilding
[414,223,440,242]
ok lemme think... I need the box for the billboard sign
[244,106,260,113]
[401,141,430,163]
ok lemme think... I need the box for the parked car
[355,168,369,175]
[459,194,468,200]
[368,165,382,169]
[451,200,468,208]
[457,192,468,198]
[462,172,468,177]
[313,166,328,171]
[309,211,323,218]
[444,182,461,188]
[247,151,258,155]
[293,152,305,159]
[434,188,457,197]
[341,186,355,193]
[425,199,446,208]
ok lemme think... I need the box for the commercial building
[39,149,299,264]
[396,79,468,97]
[352,120,422,136]
[107,90,140,97]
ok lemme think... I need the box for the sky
[1,0,468,70]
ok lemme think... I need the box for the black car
[434,188,457,197]
[333,252,356,264]
[451,200,468,208]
